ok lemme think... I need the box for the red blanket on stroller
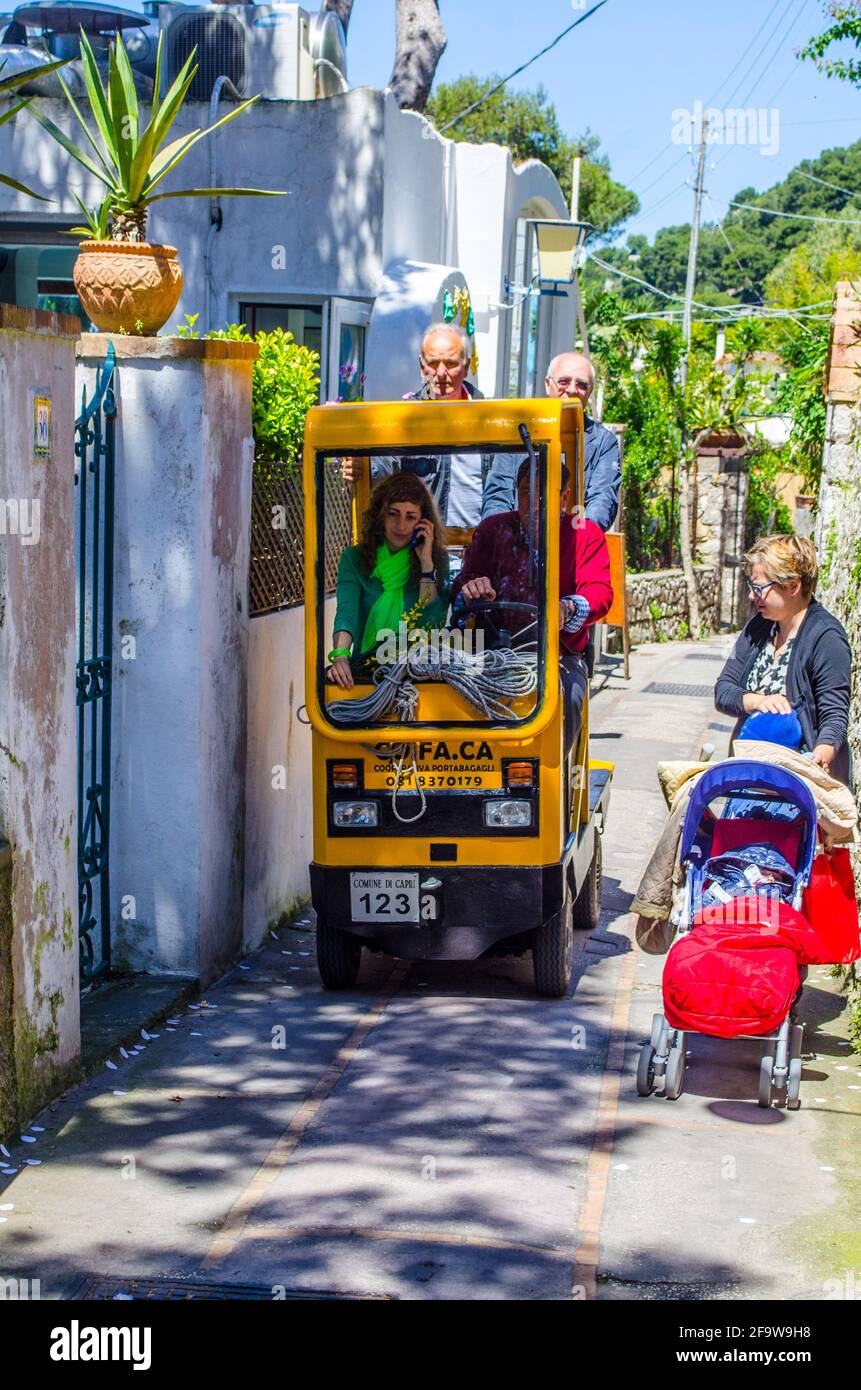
[662,897,822,1038]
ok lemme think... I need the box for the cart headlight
[333,801,379,828]
[483,800,532,828]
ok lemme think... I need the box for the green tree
[765,218,861,307]
[208,324,320,470]
[583,138,861,310]
[799,1,861,84]
[425,76,638,239]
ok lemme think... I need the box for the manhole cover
[70,1275,390,1300]
[641,682,714,698]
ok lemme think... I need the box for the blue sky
[344,0,861,242]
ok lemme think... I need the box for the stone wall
[625,566,721,645]
[694,453,749,628]
[816,282,861,827]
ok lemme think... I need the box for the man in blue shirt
[482,351,621,532]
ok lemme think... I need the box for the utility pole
[681,125,708,389]
[676,119,708,640]
[570,153,590,355]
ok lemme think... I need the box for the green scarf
[361,542,412,652]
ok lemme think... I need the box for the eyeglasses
[746,579,779,600]
[549,376,591,392]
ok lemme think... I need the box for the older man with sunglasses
[482,351,621,532]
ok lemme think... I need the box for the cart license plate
[350,873,420,924]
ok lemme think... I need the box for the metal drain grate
[684,652,728,661]
[70,1275,389,1300]
[642,682,714,698]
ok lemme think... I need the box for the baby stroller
[637,760,818,1109]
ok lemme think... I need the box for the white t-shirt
[447,452,483,528]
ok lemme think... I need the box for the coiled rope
[326,646,538,823]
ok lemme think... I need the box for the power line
[621,0,806,230]
[708,0,811,177]
[720,0,803,109]
[587,252,715,309]
[726,198,861,224]
[437,1,609,135]
[796,169,857,198]
[704,192,765,305]
[622,0,786,189]
[781,116,861,125]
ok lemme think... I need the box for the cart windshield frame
[302,398,583,744]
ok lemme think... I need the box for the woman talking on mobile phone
[327,474,450,689]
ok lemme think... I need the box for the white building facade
[0,85,575,401]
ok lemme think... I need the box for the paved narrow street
[2,640,859,1301]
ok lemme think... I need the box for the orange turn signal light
[505,761,534,788]
[331,762,359,789]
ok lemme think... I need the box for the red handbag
[801,849,861,964]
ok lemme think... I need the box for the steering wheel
[454,597,540,649]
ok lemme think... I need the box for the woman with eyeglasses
[714,534,852,783]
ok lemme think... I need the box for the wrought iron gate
[75,344,117,985]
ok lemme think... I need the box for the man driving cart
[451,457,612,754]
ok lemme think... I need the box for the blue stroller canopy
[679,759,818,884]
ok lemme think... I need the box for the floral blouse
[745,624,795,697]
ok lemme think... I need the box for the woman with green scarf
[328,474,451,689]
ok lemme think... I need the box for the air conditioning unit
[152,4,346,103]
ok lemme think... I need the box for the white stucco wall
[381,99,450,271]
[364,259,469,402]
[0,86,574,402]
[0,88,387,331]
[243,596,335,948]
[78,336,255,986]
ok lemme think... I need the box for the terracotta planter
[73,241,183,335]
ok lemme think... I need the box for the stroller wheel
[758,1053,774,1108]
[637,1043,656,1096]
[786,1056,802,1110]
[664,1038,686,1100]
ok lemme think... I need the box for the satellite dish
[310,10,347,98]
[12,0,147,32]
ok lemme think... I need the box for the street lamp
[527,219,591,297]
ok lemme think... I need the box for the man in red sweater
[451,459,613,749]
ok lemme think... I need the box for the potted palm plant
[28,30,286,334]
[1,55,70,200]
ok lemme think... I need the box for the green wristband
[328,647,351,662]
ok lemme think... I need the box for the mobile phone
[410,526,423,549]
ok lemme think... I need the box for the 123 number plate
[350,872,419,924]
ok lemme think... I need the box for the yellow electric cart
[303,397,612,997]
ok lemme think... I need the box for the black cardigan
[714,599,852,784]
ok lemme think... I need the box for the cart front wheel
[316,915,362,989]
[532,893,574,998]
[572,834,602,930]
